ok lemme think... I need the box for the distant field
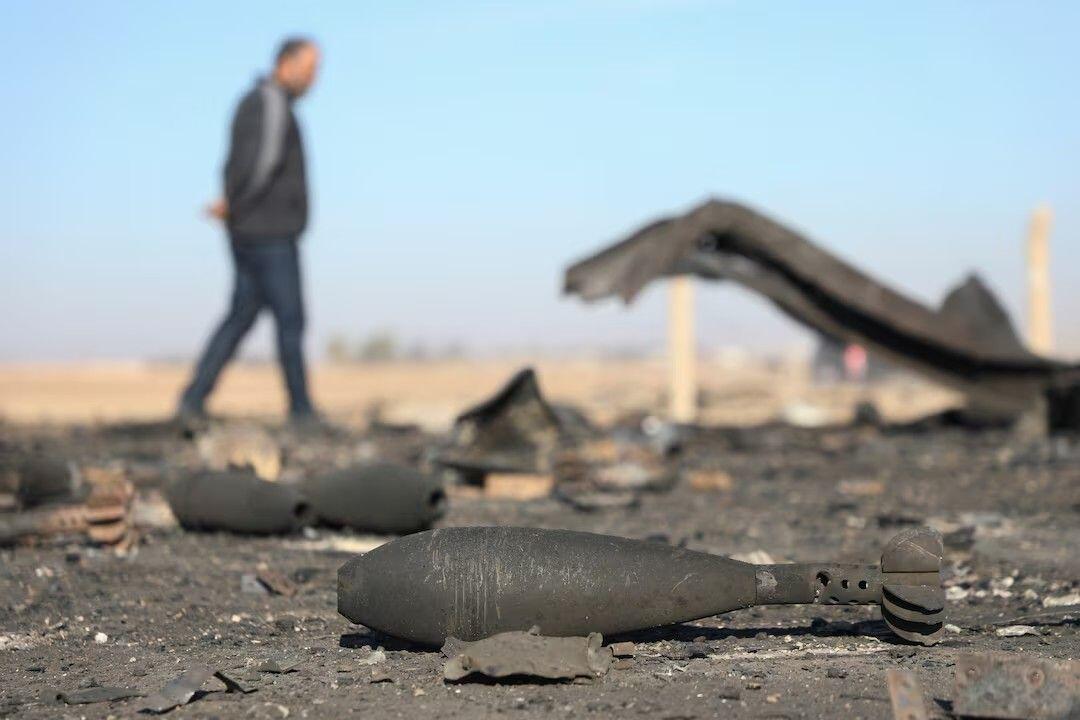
[0,358,961,429]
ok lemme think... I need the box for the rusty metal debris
[954,653,1079,720]
[301,462,445,534]
[0,469,134,548]
[564,199,1080,429]
[441,628,612,682]
[1,452,83,509]
[886,669,929,720]
[338,525,944,646]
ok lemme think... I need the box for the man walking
[178,38,321,425]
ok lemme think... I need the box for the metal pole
[1026,204,1054,355]
[668,276,697,423]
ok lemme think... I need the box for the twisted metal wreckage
[564,199,1080,431]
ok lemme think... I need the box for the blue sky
[2,1,1078,361]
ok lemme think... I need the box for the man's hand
[205,198,228,222]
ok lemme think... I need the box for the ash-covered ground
[1,420,1078,719]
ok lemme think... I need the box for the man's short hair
[275,37,313,66]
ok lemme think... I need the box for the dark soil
[1,421,1078,718]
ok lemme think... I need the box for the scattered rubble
[481,472,555,500]
[0,464,134,549]
[436,368,567,475]
[197,424,282,480]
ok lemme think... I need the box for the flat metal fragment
[442,630,612,682]
[213,670,256,694]
[886,669,928,720]
[139,667,214,714]
[954,653,1080,720]
[256,568,297,597]
[54,686,143,705]
[258,657,301,674]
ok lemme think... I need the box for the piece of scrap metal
[140,667,215,714]
[442,629,612,682]
[54,686,143,705]
[139,667,252,714]
[886,668,929,720]
[953,653,1079,720]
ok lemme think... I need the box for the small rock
[357,648,386,666]
[826,667,847,679]
[93,632,108,644]
[996,625,1038,637]
[946,586,970,601]
[369,669,394,684]
[608,641,636,658]
[1042,592,1080,608]
[241,574,269,595]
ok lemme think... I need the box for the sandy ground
[1,361,1076,719]
[0,359,961,429]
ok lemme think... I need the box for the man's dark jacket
[224,78,308,241]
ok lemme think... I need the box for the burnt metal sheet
[564,199,1080,424]
[436,368,566,474]
[954,653,1079,720]
[442,629,612,682]
[139,667,215,714]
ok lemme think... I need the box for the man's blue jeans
[180,239,314,417]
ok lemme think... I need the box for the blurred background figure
[177,37,322,426]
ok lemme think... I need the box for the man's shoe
[173,402,209,435]
[287,410,339,437]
